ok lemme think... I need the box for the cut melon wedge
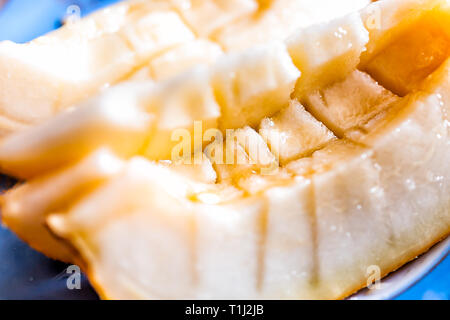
[0,0,449,301]
[0,1,194,129]
[1,148,124,262]
[48,79,450,299]
[0,0,369,137]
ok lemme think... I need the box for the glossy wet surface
[0,0,448,300]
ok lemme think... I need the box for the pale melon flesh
[0,0,449,300]
[0,0,371,136]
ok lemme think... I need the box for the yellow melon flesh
[363,14,450,96]
[212,42,300,130]
[42,0,450,300]
[206,126,277,183]
[118,9,195,62]
[0,83,153,179]
[213,0,371,51]
[259,100,335,165]
[0,39,300,175]
[359,0,449,66]
[0,2,194,129]
[304,70,399,137]
[129,40,223,81]
[161,156,217,184]
[48,162,262,299]
[170,0,258,37]
[0,0,370,137]
[287,12,369,98]
[232,126,278,171]
[1,148,124,262]
[419,57,450,116]
[143,67,221,160]
[1,0,449,301]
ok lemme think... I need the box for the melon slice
[1,148,124,262]
[0,1,194,129]
[1,0,449,301]
[0,39,299,174]
[0,82,154,179]
[49,72,450,299]
[48,160,261,299]
[0,0,369,137]
[362,11,450,96]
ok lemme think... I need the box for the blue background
[0,0,448,300]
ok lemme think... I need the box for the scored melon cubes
[419,58,450,118]
[0,37,131,125]
[46,158,259,299]
[286,140,396,298]
[47,0,131,40]
[304,70,400,137]
[0,39,299,178]
[170,0,258,37]
[47,159,199,299]
[46,156,315,299]
[287,12,369,98]
[129,40,224,81]
[213,0,371,52]
[206,138,254,183]
[346,90,450,253]
[232,126,278,171]
[1,148,124,263]
[359,0,449,66]
[161,156,218,184]
[0,0,372,136]
[0,2,194,130]
[0,83,154,179]
[118,9,195,63]
[259,100,335,165]
[212,42,300,130]
[206,126,278,183]
[143,66,221,160]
